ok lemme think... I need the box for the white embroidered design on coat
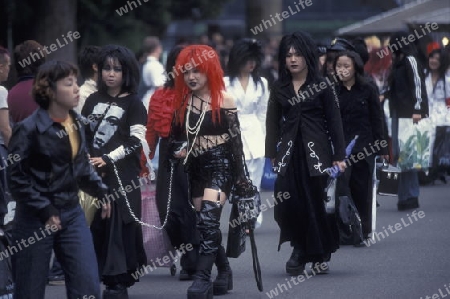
[277,140,293,172]
[308,141,328,174]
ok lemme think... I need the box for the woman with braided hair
[171,44,251,299]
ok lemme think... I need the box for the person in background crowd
[365,48,392,94]
[0,46,11,225]
[75,45,101,113]
[143,45,200,281]
[171,44,251,298]
[265,31,346,276]
[8,60,110,299]
[75,46,103,228]
[138,36,165,111]
[424,47,450,184]
[224,38,269,229]
[334,50,389,244]
[7,40,44,124]
[317,44,327,74]
[261,54,279,90]
[323,38,355,77]
[387,31,429,211]
[83,45,147,299]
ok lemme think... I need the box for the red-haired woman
[172,45,250,298]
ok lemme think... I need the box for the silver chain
[111,162,174,230]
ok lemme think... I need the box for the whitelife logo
[250,0,313,35]
[18,31,81,68]
[116,0,149,16]
[376,22,439,58]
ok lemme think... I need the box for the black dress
[266,79,345,262]
[82,92,147,287]
[274,118,339,262]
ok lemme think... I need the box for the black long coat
[265,79,346,176]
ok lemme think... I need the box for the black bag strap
[248,228,263,292]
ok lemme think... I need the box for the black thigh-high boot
[187,201,222,299]
[213,245,233,295]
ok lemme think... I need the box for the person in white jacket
[224,38,269,227]
[424,47,450,183]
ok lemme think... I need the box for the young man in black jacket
[8,60,111,299]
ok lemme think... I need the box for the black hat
[328,38,355,52]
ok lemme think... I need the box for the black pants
[338,157,374,238]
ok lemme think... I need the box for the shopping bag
[140,181,176,268]
[397,118,432,171]
[432,126,450,169]
[260,158,276,191]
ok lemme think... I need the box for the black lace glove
[224,108,252,190]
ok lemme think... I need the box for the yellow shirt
[60,115,80,159]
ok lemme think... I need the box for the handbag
[226,183,260,258]
[336,195,364,246]
[377,160,401,196]
[226,202,246,258]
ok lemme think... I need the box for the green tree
[0,0,232,63]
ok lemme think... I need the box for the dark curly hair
[227,38,264,91]
[32,60,78,109]
[97,45,140,95]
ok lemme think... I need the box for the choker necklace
[184,93,209,164]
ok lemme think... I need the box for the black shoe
[180,269,195,281]
[213,246,233,295]
[103,284,129,299]
[213,271,232,296]
[286,248,305,276]
[353,239,367,247]
[48,275,65,286]
[310,262,329,274]
[397,197,419,211]
[187,278,213,299]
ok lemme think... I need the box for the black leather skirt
[187,144,234,198]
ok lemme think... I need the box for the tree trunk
[34,0,78,63]
[246,0,283,39]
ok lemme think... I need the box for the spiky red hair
[173,45,225,125]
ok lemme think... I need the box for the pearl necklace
[184,94,209,164]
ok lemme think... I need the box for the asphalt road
[45,180,450,299]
